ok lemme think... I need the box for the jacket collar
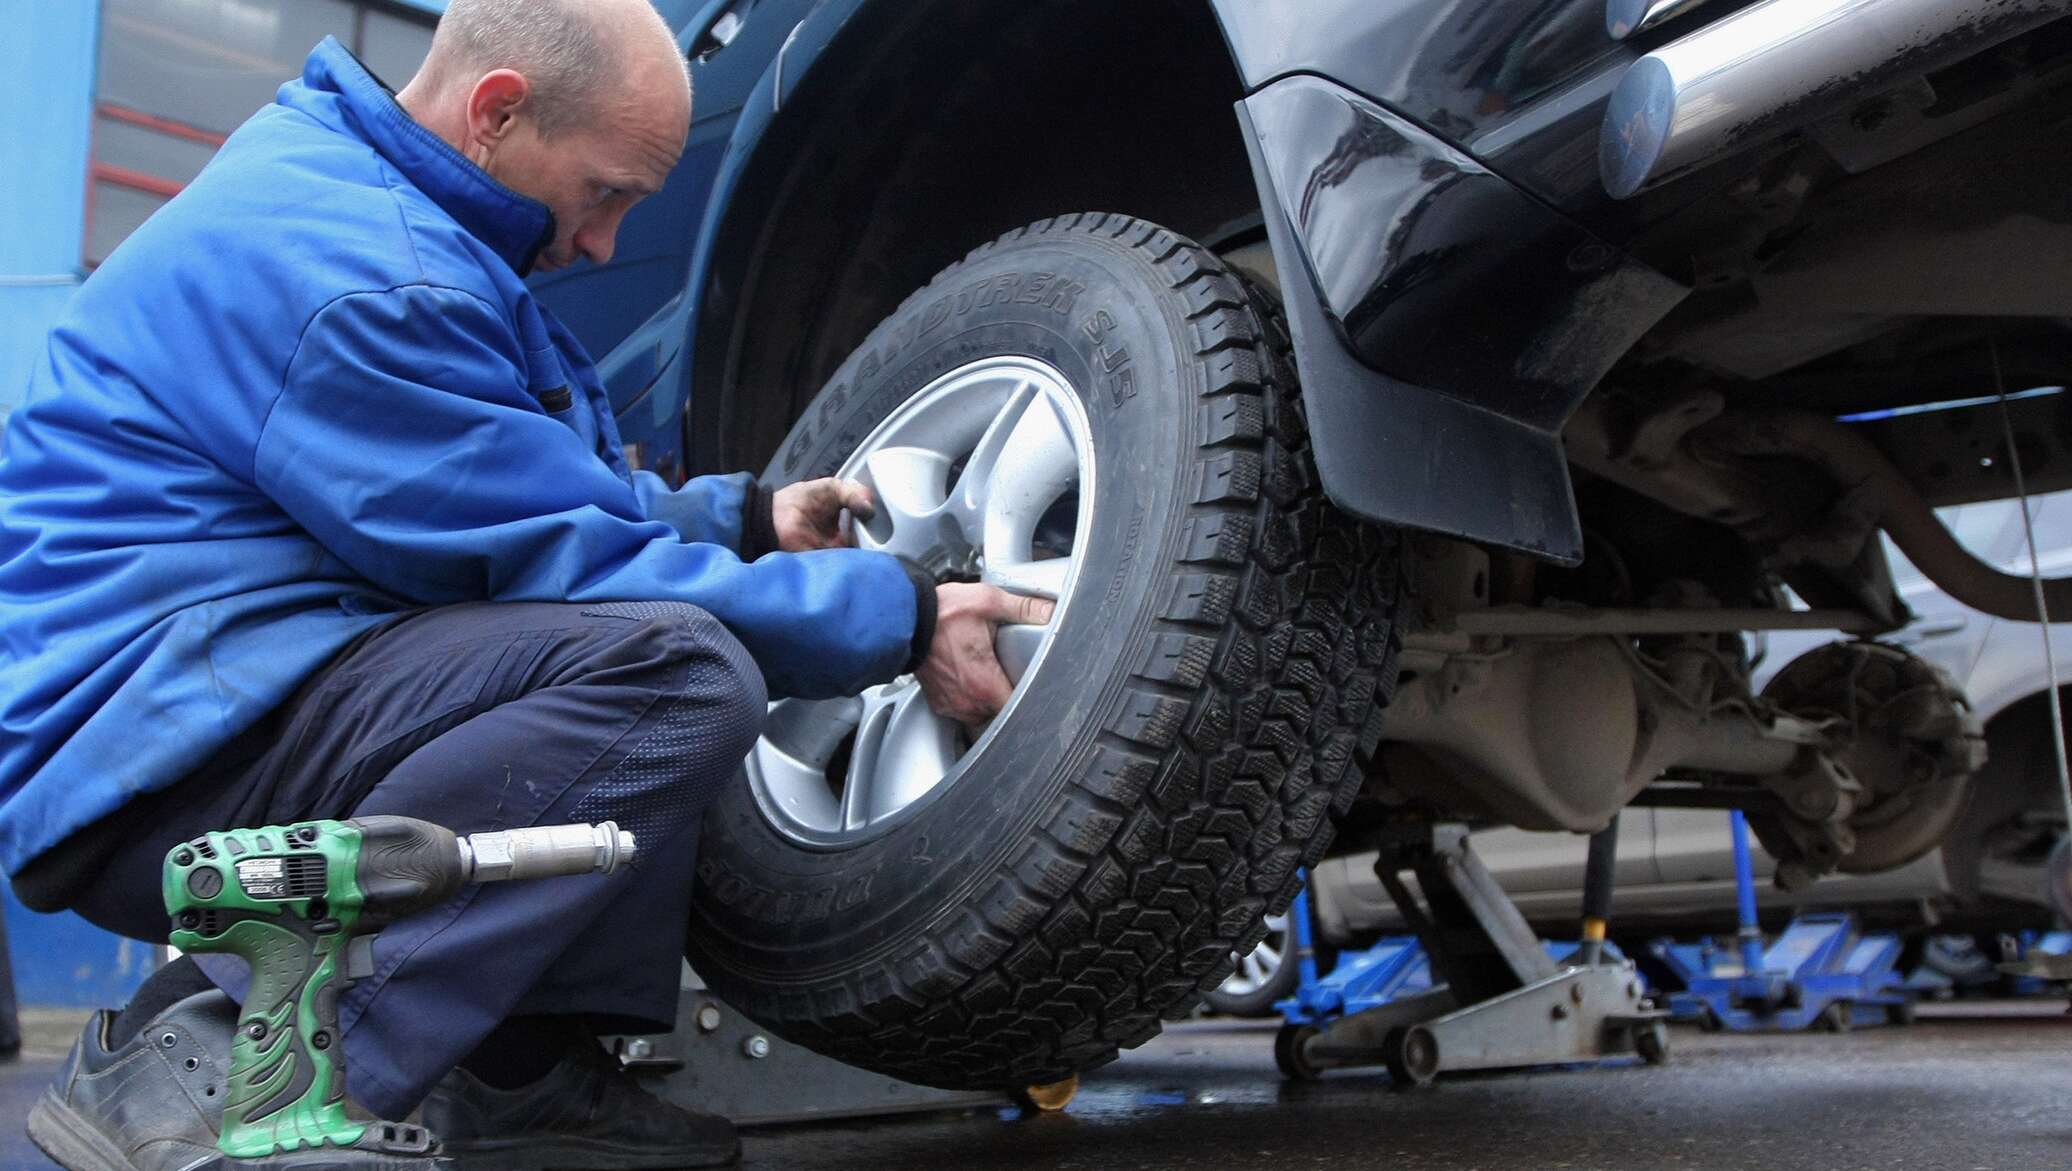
[297,37,555,276]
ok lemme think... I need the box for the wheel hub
[1761,640,1987,873]
[745,357,1094,848]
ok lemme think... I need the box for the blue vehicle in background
[538,0,2072,1090]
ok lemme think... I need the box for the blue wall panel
[2,886,155,1010]
[0,2,98,421]
[0,2,152,1008]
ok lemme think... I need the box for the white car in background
[1213,492,2072,1010]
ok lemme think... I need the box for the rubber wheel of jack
[1382,1025,1439,1089]
[684,214,1403,1091]
[1634,1019,1670,1064]
[1017,1075,1079,1112]
[1820,1003,1852,1033]
[1885,1000,1917,1027]
[1273,1023,1322,1081]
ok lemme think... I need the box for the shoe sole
[445,1136,740,1170]
[27,1093,144,1171]
[29,1091,455,1171]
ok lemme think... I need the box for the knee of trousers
[659,606,769,765]
[567,603,769,842]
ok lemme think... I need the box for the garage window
[87,0,439,265]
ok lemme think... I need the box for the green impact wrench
[164,817,635,1169]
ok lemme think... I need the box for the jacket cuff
[899,558,937,673]
[741,482,781,561]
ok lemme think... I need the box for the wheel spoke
[759,696,862,766]
[752,699,860,833]
[1253,941,1282,972]
[856,446,958,562]
[994,621,1049,686]
[840,685,905,832]
[983,555,1072,601]
[944,380,1037,546]
[866,686,962,821]
[980,391,1080,566]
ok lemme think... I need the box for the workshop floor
[3,1002,2067,1170]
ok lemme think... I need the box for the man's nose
[577,227,616,267]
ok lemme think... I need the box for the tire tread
[699,215,1402,1089]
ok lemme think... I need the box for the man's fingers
[989,587,1057,627]
[965,636,1016,722]
[838,480,876,522]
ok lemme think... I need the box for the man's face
[485,72,689,273]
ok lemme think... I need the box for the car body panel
[1243,76,1682,436]
[1207,0,1727,229]
[1239,75,1684,561]
[1209,0,1634,168]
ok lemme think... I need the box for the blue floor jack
[1273,821,1667,1085]
[1275,913,1633,1027]
[1650,811,1913,1032]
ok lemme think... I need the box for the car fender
[1209,1,1687,562]
[592,0,870,475]
[651,0,1683,561]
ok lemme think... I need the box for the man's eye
[591,185,620,207]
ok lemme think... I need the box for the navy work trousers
[64,601,766,1117]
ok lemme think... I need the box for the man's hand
[772,477,875,552]
[917,583,1056,729]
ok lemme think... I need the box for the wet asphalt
[4,1001,2068,1170]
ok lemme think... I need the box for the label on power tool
[236,858,292,900]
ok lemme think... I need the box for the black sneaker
[28,990,236,1171]
[27,990,449,1171]
[420,1036,738,1169]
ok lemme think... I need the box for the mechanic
[0,0,1048,1166]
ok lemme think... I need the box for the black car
[540,0,2072,1089]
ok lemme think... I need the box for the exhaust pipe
[1605,0,1716,41]
[1568,393,2072,625]
[1601,0,2072,199]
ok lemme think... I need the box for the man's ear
[464,69,533,149]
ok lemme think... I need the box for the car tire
[684,213,1401,1090]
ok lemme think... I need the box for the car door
[1472,816,1660,923]
[1311,814,1659,941]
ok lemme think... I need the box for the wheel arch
[1939,681,2071,910]
[679,0,1259,479]
[675,0,1682,563]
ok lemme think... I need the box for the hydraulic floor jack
[1274,821,1667,1085]
[1649,810,1912,1032]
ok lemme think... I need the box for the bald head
[397,0,693,272]
[417,0,689,138]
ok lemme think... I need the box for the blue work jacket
[0,39,917,875]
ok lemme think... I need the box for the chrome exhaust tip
[1605,0,1714,41]
[1602,0,2072,199]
